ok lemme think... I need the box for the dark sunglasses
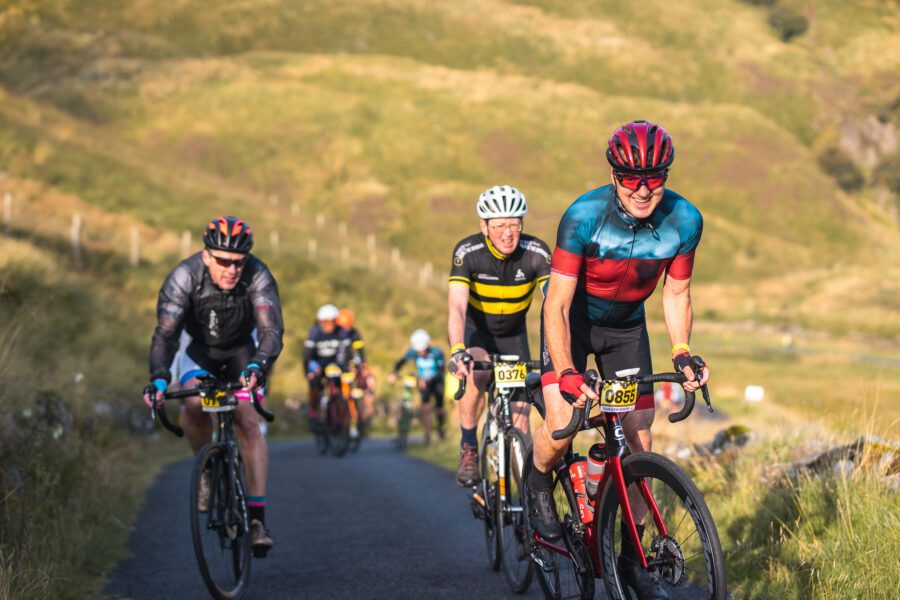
[614,170,668,191]
[208,252,248,268]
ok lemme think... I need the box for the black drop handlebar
[150,380,275,438]
[550,367,712,441]
[452,355,541,400]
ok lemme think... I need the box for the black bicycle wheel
[529,466,595,600]
[328,395,351,457]
[597,452,727,600]
[190,442,252,600]
[498,428,534,593]
[480,423,501,571]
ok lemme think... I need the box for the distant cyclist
[336,308,376,432]
[389,329,446,444]
[447,185,551,486]
[303,304,357,438]
[525,120,710,599]
[143,216,283,555]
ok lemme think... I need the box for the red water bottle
[568,457,594,525]
[586,443,606,500]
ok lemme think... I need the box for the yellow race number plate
[599,380,639,413]
[494,362,527,388]
[324,364,343,378]
[201,391,225,409]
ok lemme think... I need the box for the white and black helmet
[476,185,527,219]
[410,329,431,352]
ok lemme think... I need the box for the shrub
[873,152,900,195]
[739,0,777,6]
[817,146,864,192]
[769,5,810,42]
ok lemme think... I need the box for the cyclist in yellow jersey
[447,185,551,486]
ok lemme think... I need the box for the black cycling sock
[620,521,645,564]
[248,499,266,525]
[528,463,554,490]
[460,426,477,448]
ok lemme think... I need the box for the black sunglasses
[207,252,248,268]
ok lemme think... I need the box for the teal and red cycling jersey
[550,185,702,325]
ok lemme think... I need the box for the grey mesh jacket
[149,253,284,382]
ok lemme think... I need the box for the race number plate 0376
[494,362,527,389]
[599,380,638,413]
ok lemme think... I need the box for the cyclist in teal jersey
[526,121,710,600]
[389,329,446,444]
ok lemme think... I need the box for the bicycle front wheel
[498,428,534,593]
[327,396,351,457]
[190,442,252,600]
[597,452,727,600]
[480,424,501,571]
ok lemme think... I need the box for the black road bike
[456,354,540,594]
[152,376,274,600]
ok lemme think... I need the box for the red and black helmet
[606,120,675,172]
[202,216,254,253]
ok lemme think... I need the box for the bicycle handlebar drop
[150,381,275,436]
[452,356,541,400]
[551,370,599,441]
[551,371,709,440]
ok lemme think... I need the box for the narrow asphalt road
[104,439,548,599]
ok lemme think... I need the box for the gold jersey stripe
[449,276,471,285]
[352,340,365,349]
[468,293,535,315]
[470,279,536,299]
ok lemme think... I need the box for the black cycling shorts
[465,323,531,361]
[539,313,654,411]
[420,377,445,409]
[182,339,256,385]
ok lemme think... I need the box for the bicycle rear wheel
[498,428,534,593]
[597,452,727,600]
[480,425,501,571]
[190,442,252,600]
[327,396,351,457]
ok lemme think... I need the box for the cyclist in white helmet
[447,185,551,486]
[304,303,354,434]
[388,329,447,444]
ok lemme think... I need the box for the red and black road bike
[524,366,727,600]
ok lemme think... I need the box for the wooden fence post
[367,233,376,252]
[316,213,325,229]
[338,221,347,236]
[71,214,82,267]
[3,193,11,235]
[270,231,280,256]
[181,230,191,256]
[308,239,318,261]
[130,227,140,266]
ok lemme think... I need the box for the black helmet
[202,216,254,253]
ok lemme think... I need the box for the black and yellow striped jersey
[449,233,551,338]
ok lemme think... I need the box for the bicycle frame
[529,369,706,578]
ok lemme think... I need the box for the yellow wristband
[451,343,466,354]
[671,343,691,356]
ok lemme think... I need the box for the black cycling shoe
[617,557,670,600]
[525,482,563,541]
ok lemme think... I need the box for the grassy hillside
[0,0,898,598]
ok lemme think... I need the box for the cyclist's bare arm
[662,274,709,390]
[447,284,471,376]
[543,273,578,375]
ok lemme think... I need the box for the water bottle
[568,457,594,525]
[586,443,606,499]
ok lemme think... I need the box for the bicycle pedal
[252,546,270,558]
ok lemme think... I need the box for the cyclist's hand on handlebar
[558,369,598,409]
[448,349,473,379]
[673,353,710,392]
[387,372,398,385]
[143,378,167,409]
[240,363,265,391]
